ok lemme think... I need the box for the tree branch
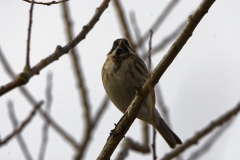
[61,1,91,132]
[0,101,43,146]
[22,0,69,6]
[0,49,79,150]
[113,0,135,49]
[0,0,111,97]
[7,101,33,160]
[97,0,216,159]
[25,0,34,70]
[161,102,240,160]
[136,0,179,47]
[38,73,53,160]
[187,118,233,160]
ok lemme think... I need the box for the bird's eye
[122,39,129,46]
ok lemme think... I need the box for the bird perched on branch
[102,38,182,148]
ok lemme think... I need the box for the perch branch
[97,0,216,159]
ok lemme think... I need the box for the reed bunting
[102,38,182,148]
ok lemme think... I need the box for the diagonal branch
[7,101,33,160]
[0,0,111,97]
[74,96,109,160]
[0,49,79,150]
[155,84,171,127]
[187,118,234,160]
[97,0,216,159]
[113,0,135,49]
[142,20,186,59]
[92,95,109,126]
[161,102,240,160]
[136,0,179,47]
[115,136,150,160]
[0,101,43,146]
[61,1,91,131]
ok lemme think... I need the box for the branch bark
[0,0,111,97]
[97,0,216,159]
[161,102,240,160]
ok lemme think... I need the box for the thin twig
[38,73,53,160]
[115,137,150,160]
[7,101,33,160]
[38,108,79,150]
[161,102,240,160]
[92,95,109,125]
[23,0,69,6]
[0,101,43,146]
[129,12,141,42]
[0,0,111,97]
[75,96,109,160]
[129,10,151,158]
[61,2,108,159]
[147,30,156,160]
[97,0,216,159]
[141,121,150,151]
[142,21,186,59]
[113,0,135,49]
[61,1,91,132]
[187,118,234,160]
[129,12,147,57]
[0,49,79,150]
[155,84,171,127]
[0,48,15,77]
[136,0,179,47]
[25,1,34,70]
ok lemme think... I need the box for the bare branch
[92,95,109,125]
[25,1,34,70]
[0,49,79,150]
[143,21,186,60]
[141,121,150,151]
[115,116,150,159]
[187,117,234,160]
[61,2,110,159]
[74,96,109,160]
[113,0,135,49]
[61,1,91,130]
[0,48,15,78]
[0,0,111,96]
[22,0,69,6]
[129,12,141,42]
[136,0,179,47]
[38,108,79,150]
[38,73,53,160]
[7,101,33,160]
[129,12,148,57]
[0,101,43,146]
[115,137,150,160]
[155,84,171,127]
[97,0,216,159]
[161,102,240,160]
[147,30,156,160]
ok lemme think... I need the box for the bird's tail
[155,118,182,148]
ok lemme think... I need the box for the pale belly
[103,59,149,118]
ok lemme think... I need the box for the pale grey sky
[0,0,240,160]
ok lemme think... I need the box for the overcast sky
[0,0,240,160]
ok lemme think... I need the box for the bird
[102,38,182,148]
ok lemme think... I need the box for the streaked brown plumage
[102,38,182,148]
